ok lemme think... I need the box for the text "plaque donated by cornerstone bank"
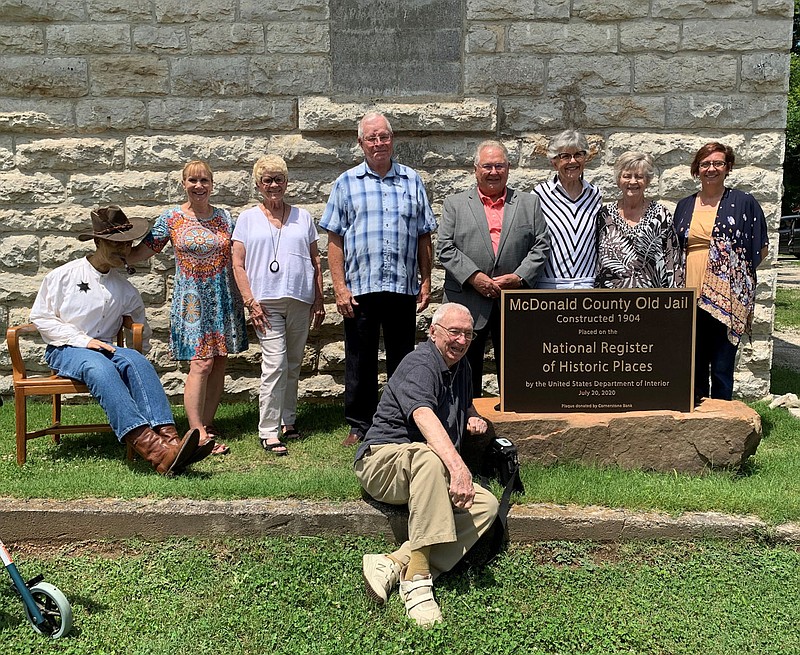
[501,289,695,413]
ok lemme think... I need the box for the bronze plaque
[501,289,695,413]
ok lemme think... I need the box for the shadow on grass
[68,592,109,616]
[40,432,127,463]
[734,458,760,479]
[757,405,778,438]
[770,366,800,396]
[439,563,500,595]
[180,402,348,441]
[296,402,349,434]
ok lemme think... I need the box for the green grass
[771,365,800,397]
[1,536,798,654]
[3,397,800,523]
[775,287,800,331]
[0,401,360,500]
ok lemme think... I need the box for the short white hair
[473,140,509,166]
[431,303,473,327]
[358,111,393,139]
[547,129,589,159]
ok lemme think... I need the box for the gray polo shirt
[354,338,473,462]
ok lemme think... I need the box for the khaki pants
[355,442,500,577]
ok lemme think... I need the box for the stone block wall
[0,0,793,401]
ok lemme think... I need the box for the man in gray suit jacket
[438,140,550,395]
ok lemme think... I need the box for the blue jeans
[694,309,738,401]
[45,345,174,441]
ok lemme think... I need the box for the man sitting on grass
[29,206,211,475]
[354,302,499,627]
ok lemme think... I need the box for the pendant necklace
[267,202,288,273]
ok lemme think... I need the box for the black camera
[483,437,524,494]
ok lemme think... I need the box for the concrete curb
[2,497,799,545]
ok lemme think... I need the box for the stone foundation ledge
[474,397,762,474]
[1,497,797,545]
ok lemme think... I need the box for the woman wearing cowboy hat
[29,206,211,475]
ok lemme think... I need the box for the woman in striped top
[533,130,602,288]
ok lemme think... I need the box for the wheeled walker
[1,538,72,638]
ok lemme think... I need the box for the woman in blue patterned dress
[130,160,248,454]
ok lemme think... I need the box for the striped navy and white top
[533,174,602,285]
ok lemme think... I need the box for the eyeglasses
[362,133,393,145]
[260,175,287,186]
[698,160,727,170]
[478,163,508,172]
[433,323,476,342]
[554,151,587,162]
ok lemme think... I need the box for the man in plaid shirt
[321,111,436,446]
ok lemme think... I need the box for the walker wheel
[23,581,73,638]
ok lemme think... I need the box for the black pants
[694,308,738,401]
[344,292,417,436]
[466,299,502,398]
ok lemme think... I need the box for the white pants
[256,298,310,441]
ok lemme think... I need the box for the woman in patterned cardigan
[673,142,768,402]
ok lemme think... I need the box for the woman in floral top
[596,151,683,289]
[673,143,768,402]
[130,160,248,454]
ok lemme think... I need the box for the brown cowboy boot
[156,425,214,468]
[125,425,199,476]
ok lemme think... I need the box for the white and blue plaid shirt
[320,160,436,297]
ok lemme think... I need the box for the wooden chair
[6,317,144,466]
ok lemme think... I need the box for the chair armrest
[6,323,38,381]
[119,316,144,353]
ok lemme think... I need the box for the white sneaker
[362,554,401,605]
[399,574,443,628]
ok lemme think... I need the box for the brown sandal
[204,426,230,455]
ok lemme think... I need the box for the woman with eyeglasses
[596,151,683,289]
[673,142,768,402]
[532,129,603,289]
[232,155,324,456]
[129,159,248,456]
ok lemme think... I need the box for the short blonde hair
[182,160,213,181]
[614,151,655,184]
[252,155,289,185]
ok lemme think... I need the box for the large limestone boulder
[473,398,761,475]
